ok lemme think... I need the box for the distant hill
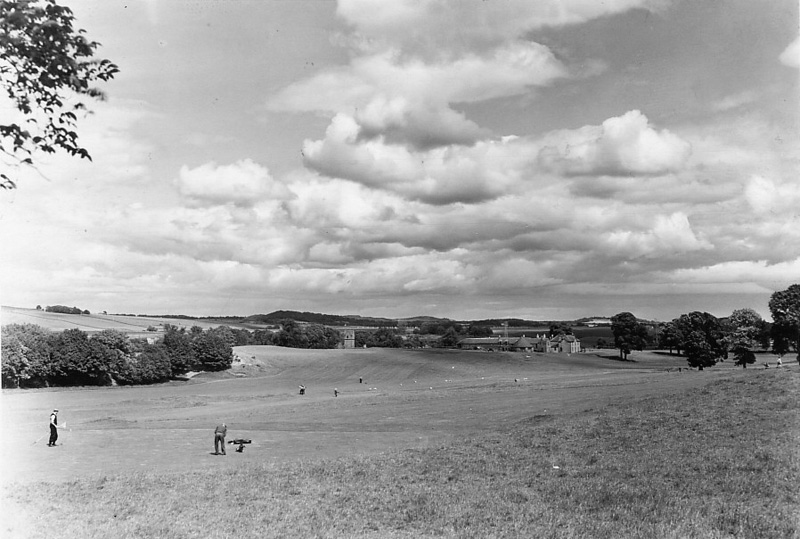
[242,311,604,328]
[3,306,657,334]
[241,311,405,327]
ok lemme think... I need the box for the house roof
[510,336,534,348]
[551,334,579,343]
[458,337,500,345]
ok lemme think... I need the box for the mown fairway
[2,347,797,538]
[3,347,709,483]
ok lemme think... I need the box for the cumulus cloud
[603,212,712,258]
[303,110,693,205]
[355,97,489,149]
[302,118,538,204]
[271,42,566,149]
[537,110,692,176]
[175,159,292,207]
[335,0,666,55]
[779,34,800,69]
[744,175,800,214]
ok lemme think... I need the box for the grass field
[0,306,242,337]
[1,347,797,538]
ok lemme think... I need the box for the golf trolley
[228,438,252,452]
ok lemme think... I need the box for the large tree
[683,331,717,370]
[0,323,51,387]
[726,308,764,369]
[657,321,683,355]
[771,320,798,360]
[366,327,403,348]
[610,312,648,360]
[161,324,196,374]
[675,311,725,369]
[768,284,800,362]
[1,0,118,189]
[114,343,172,385]
[467,324,493,338]
[192,330,233,372]
[49,328,113,385]
[438,326,461,348]
[272,319,309,348]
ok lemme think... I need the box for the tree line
[1,324,237,388]
[1,318,487,388]
[43,305,90,315]
[611,284,800,369]
[0,319,355,388]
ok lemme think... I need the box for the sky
[1,0,798,322]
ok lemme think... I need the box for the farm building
[526,334,582,353]
[458,337,501,350]
[508,335,535,352]
[547,334,581,353]
[458,334,581,353]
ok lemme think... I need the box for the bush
[49,329,113,386]
[193,331,233,371]
[114,344,172,385]
[161,325,196,374]
[1,323,52,387]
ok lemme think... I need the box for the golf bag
[228,438,252,452]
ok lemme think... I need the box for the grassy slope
[0,306,242,336]
[3,371,798,539]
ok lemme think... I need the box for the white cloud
[271,42,566,149]
[303,110,693,205]
[302,118,537,204]
[335,0,666,55]
[175,159,291,207]
[779,34,800,69]
[745,175,800,214]
[710,90,759,113]
[658,258,800,291]
[537,110,692,176]
[603,212,712,258]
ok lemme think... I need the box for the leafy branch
[1,0,118,189]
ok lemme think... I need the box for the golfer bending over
[48,409,60,447]
[214,423,227,455]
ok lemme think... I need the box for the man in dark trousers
[48,409,59,446]
[214,423,227,455]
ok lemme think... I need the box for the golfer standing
[214,423,227,455]
[48,409,59,447]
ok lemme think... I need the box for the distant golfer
[299,385,306,395]
[334,388,339,397]
[214,423,227,455]
[48,409,59,447]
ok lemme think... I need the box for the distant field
[2,308,618,348]
[2,346,796,538]
[571,326,614,346]
[0,306,243,336]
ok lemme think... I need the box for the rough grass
[3,372,798,539]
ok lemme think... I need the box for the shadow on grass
[596,353,637,363]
